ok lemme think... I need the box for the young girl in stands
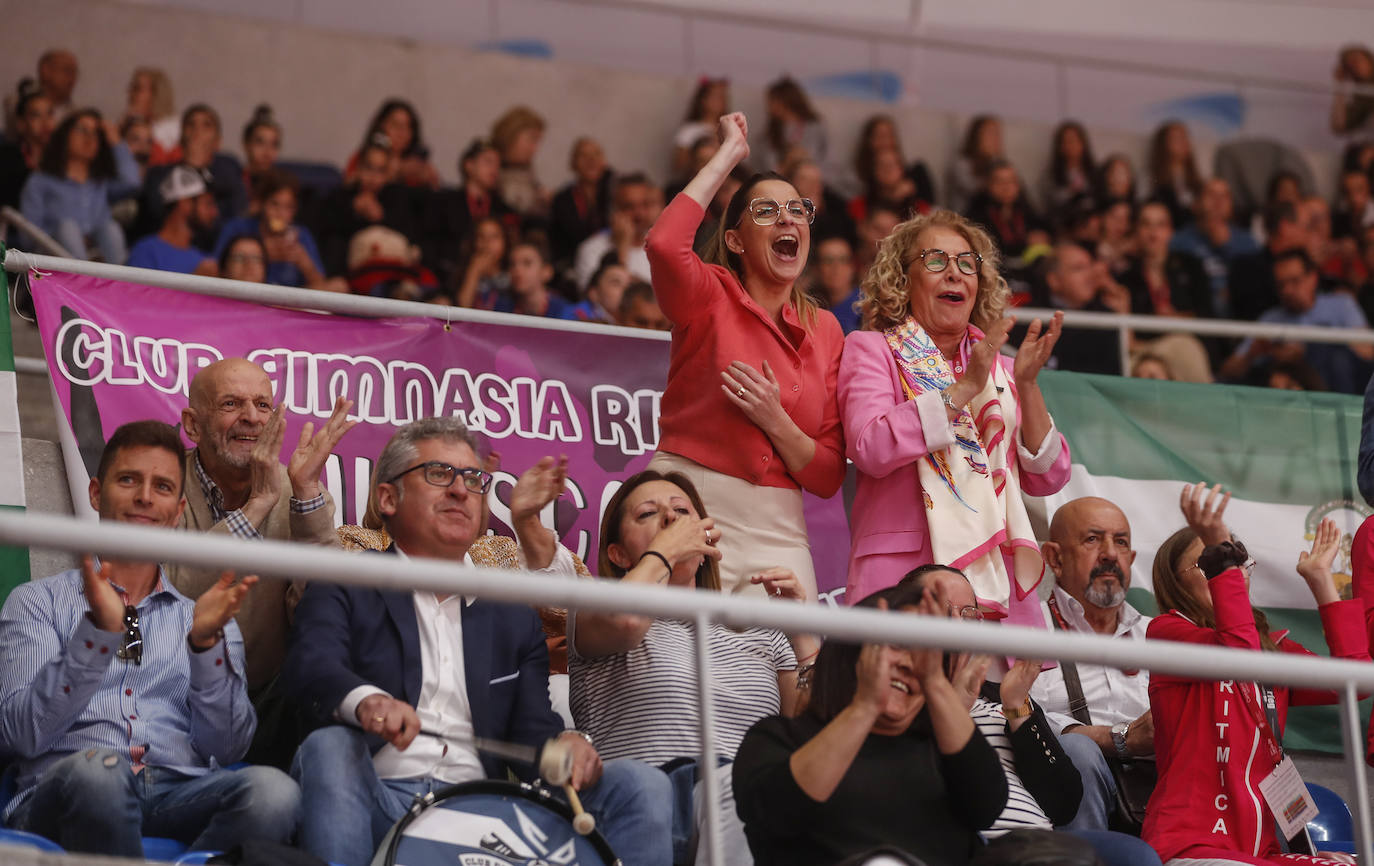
[1148,120,1203,229]
[241,104,282,190]
[1144,484,1369,865]
[763,77,826,171]
[644,111,845,599]
[1040,121,1097,220]
[213,169,335,290]
[348,99,437,189]
[852,113,936,209]
[20,108,131,263]
[948,114,1004,212]
[673,78,730,177]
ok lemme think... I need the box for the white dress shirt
[337,543,577,784]
[1029,585,1152,735]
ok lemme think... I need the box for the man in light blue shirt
[1222,248,1374,392]
[0,420,299,857]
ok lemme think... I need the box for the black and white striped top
[971,698,1055,837]
[568,617,795,766]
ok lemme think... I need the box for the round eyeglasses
[743,197,816,226]
[918,248,982,276]
[387,461,493,494]
[949,603,986,621]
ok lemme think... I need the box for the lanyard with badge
[1235,681,1318,855]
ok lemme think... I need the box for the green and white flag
[1036,370,1370,754]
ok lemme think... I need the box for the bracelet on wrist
[639,550,672,582]
[939,388,959,413]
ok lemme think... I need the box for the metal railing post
[1118,321,1131,376]
[693,613,724,866]
[1338,682,1373,862]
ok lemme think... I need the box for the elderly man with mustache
[1030,496,1155,834]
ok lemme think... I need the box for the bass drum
[376,779,620,866]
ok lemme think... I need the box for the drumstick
[562,783,597,836]
[348,719,574,787]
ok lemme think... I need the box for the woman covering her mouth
[733,582,1008,865]
[836,208,1069,627]
[643,111,845,600]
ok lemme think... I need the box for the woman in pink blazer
[838,209,1070,627]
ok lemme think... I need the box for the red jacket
[1143,569,1369,863]
[645,195,845,496]
[1349,516,1374,766]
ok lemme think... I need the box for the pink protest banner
[31,272,853,600]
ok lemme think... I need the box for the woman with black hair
[346,98,437,189]
[0,82,54,210]
[763,77,827,171]
[733,581,1008,866]
[20,108,127,262]
[1147,121,1203,229]
[1039,121,1097,220]
[644,111,845,599]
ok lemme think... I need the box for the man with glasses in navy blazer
[285,416,672,866]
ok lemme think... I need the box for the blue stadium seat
[143,836,190,861]
[0,827,65,852]
[1306,782,1354,851]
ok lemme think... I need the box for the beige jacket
[168,450,338,693]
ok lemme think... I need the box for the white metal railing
[1,208,74,259]
[0,511,1369,863]
[1015,305,1374,378]
[6,250,1372,388]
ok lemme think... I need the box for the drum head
[384,780,618,866]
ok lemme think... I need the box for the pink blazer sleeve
[839,330,955,479]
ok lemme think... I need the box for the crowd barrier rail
[0,510,1369,864]
[6,250,1374,386]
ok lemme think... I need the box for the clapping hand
[286,396,358,500]
[189,570,257,650]
[510,455,569,525]
[1012,311,1063,387]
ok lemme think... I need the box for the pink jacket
[838,329,1072,604]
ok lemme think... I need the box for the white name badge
[1257,756,1319,840]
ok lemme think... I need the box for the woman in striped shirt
[569,468,818,864]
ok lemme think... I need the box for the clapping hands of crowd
[244,397,357,525]
[1181,482,1232,546]
[1012,311,1063,387]
[189,570,258,651]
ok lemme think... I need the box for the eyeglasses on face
[917,248,982,276]
[1185,558,1256,579]
[387,461,493,494]
[949,603,986,621]
[743,197,816,226]
[117,604,143,665]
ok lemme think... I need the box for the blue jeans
[1066,829,1163,866]
[1055,729,1117,832]
[52,216,127,264]
[293,726,674,866]
[6,748,300,857]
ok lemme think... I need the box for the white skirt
[646,451,816,600]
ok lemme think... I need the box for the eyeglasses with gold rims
[742,198,816,226]
[386,461,494,494]
[917,249,982,276]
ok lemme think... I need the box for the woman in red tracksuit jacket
[1144,515,1368,866]
[1348,514,1374,766]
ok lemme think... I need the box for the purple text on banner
[31,272,853,601]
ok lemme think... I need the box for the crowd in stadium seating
[4,42,1374,866]
[7,48,1374,390]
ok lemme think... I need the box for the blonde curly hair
[859,209,1009,333]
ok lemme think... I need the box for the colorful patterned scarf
[883,317,1043,615]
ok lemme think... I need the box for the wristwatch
[1002,699,1034,721]
[1110,722,1131,759]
